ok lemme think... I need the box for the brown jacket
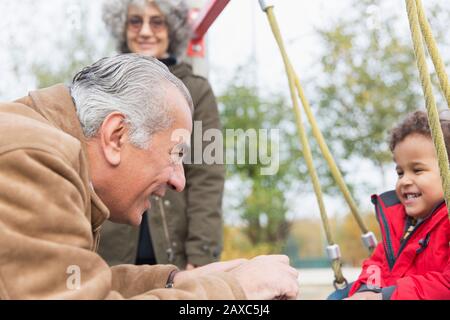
[98,62,225,268]
[0,84,244,299]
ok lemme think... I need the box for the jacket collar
[373,191,447,271]
[168,61,193,79]
[158,55,177,67]
[27,84,109,231]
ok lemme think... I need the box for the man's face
[103,87,192,226]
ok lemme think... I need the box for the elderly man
[0,54,299,299]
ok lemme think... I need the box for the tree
[0,1,111,100]
[334,211,380,266]
[219,74,306,250]
[288,218,324,259]
[314,0,450,184]
[32,4,111,88]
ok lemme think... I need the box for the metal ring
[333,278,349,290]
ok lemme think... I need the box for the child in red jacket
[347,111,450,300]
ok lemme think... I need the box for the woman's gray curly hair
[102,0,192,58]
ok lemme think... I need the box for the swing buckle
[333,278,349,291]
[361,231,377,249]
[326,244,341,261]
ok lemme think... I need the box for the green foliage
[219,75,304,248]
[32,5,110,88]
[315,0,450,179]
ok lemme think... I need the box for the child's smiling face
[394,133,444,219]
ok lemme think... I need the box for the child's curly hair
[389,110,450,159]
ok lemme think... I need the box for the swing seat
[326,282,354,300]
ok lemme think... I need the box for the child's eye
[414,168,424,174]
[396,171,404,177]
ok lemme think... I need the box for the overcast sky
[208,0,351,91]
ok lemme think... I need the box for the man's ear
[98,112,128,166]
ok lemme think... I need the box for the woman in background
[98,0,225,270]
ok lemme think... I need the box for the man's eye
[169,145,187,165]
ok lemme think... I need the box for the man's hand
[229,255,299,300]
[185,263,196,270]
[174,258,248,284]
[344,291,382,300]
[174,256,299,300]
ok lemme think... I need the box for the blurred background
[1,0,449,298]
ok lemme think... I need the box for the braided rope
[415,0,450,108]
[293,72,373,248]
[264,5,375,253]
[264,6,346,285]
[405,0,450,220]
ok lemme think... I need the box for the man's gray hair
[102,0,191,57]
[70,54,193,148]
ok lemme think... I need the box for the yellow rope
[292,69,372,240]
[262,3,375,252]
[264,5,346,285]
[415,0,450,108]
[405,0,450,220]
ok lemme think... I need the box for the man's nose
[167,164,186,192]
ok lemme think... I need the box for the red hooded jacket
[349,190,450,300]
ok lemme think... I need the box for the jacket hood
[372,190,447,270]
